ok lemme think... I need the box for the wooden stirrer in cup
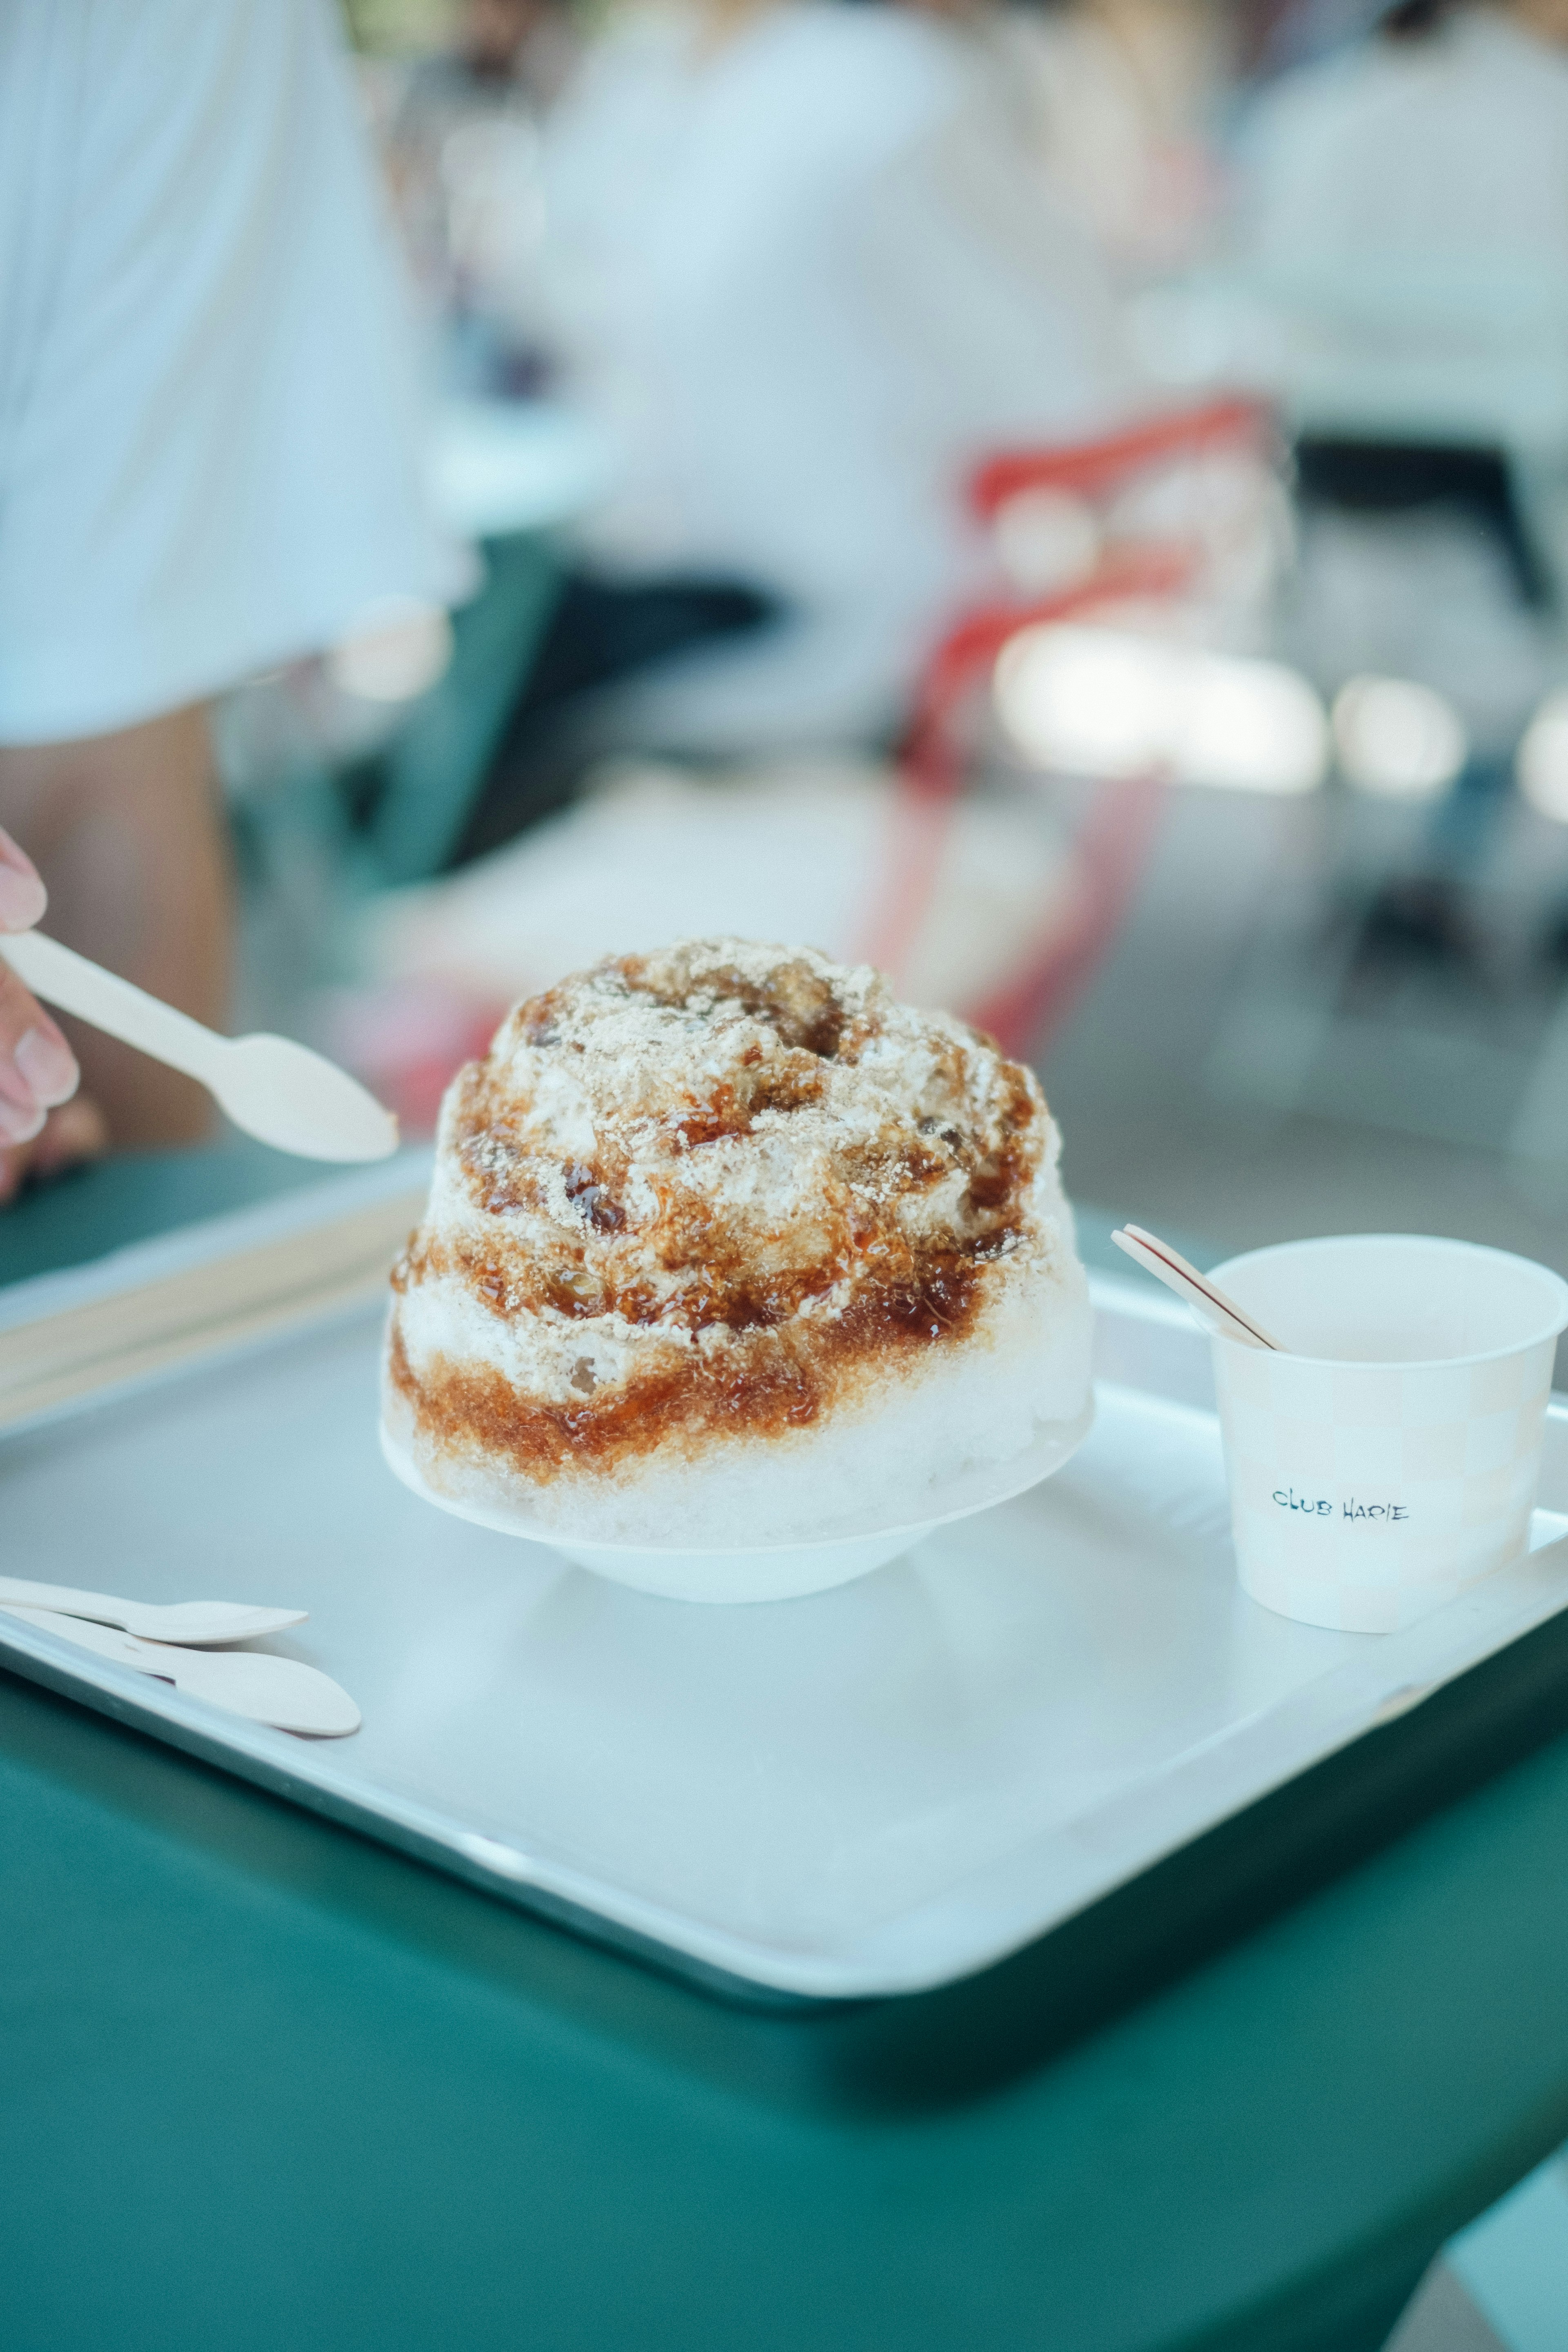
[1111,1224,1283,1352]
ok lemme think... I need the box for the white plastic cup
[1207,1235,1568,1633]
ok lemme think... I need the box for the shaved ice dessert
[382,939,1093,1555]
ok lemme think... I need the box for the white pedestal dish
[379,1397,1095,1603]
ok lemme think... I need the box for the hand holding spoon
[0,931,396,1163]
[0,1575,306,1648]
[1111,1223,1284,1351]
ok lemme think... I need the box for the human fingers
[0,1095,107,1208]
[0,958,78,1143]
[0,829,77,1134]
[0,828,47,932]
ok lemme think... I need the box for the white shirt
[0,0,472,745]
[539,3,1132,750]
[1236,11,1568,452]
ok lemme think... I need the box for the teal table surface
[4,1154,1568,2352]
[0,1136,320,1289]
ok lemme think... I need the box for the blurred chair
[350,530,560,888]
[333,397,1282,1129]
[218,525,559,1070]
[866,396,1277,1057]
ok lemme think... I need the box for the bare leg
[0,706,232,1151]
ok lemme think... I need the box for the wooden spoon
[1,1606,360,1737]
[1111,1223,1284,1352]
[0,931,396,1163]
[0,1575,306,1649]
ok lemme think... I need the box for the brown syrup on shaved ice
[383,940,1093,1547]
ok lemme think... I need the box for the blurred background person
[1232,0,1568,948]
[0,0,469,1201]
[1240,0,1568,497]
[986,0,1234,284]
[376,0,582,397]
[454,0,1138,859]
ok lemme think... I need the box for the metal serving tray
[4,1174,1568,2003]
